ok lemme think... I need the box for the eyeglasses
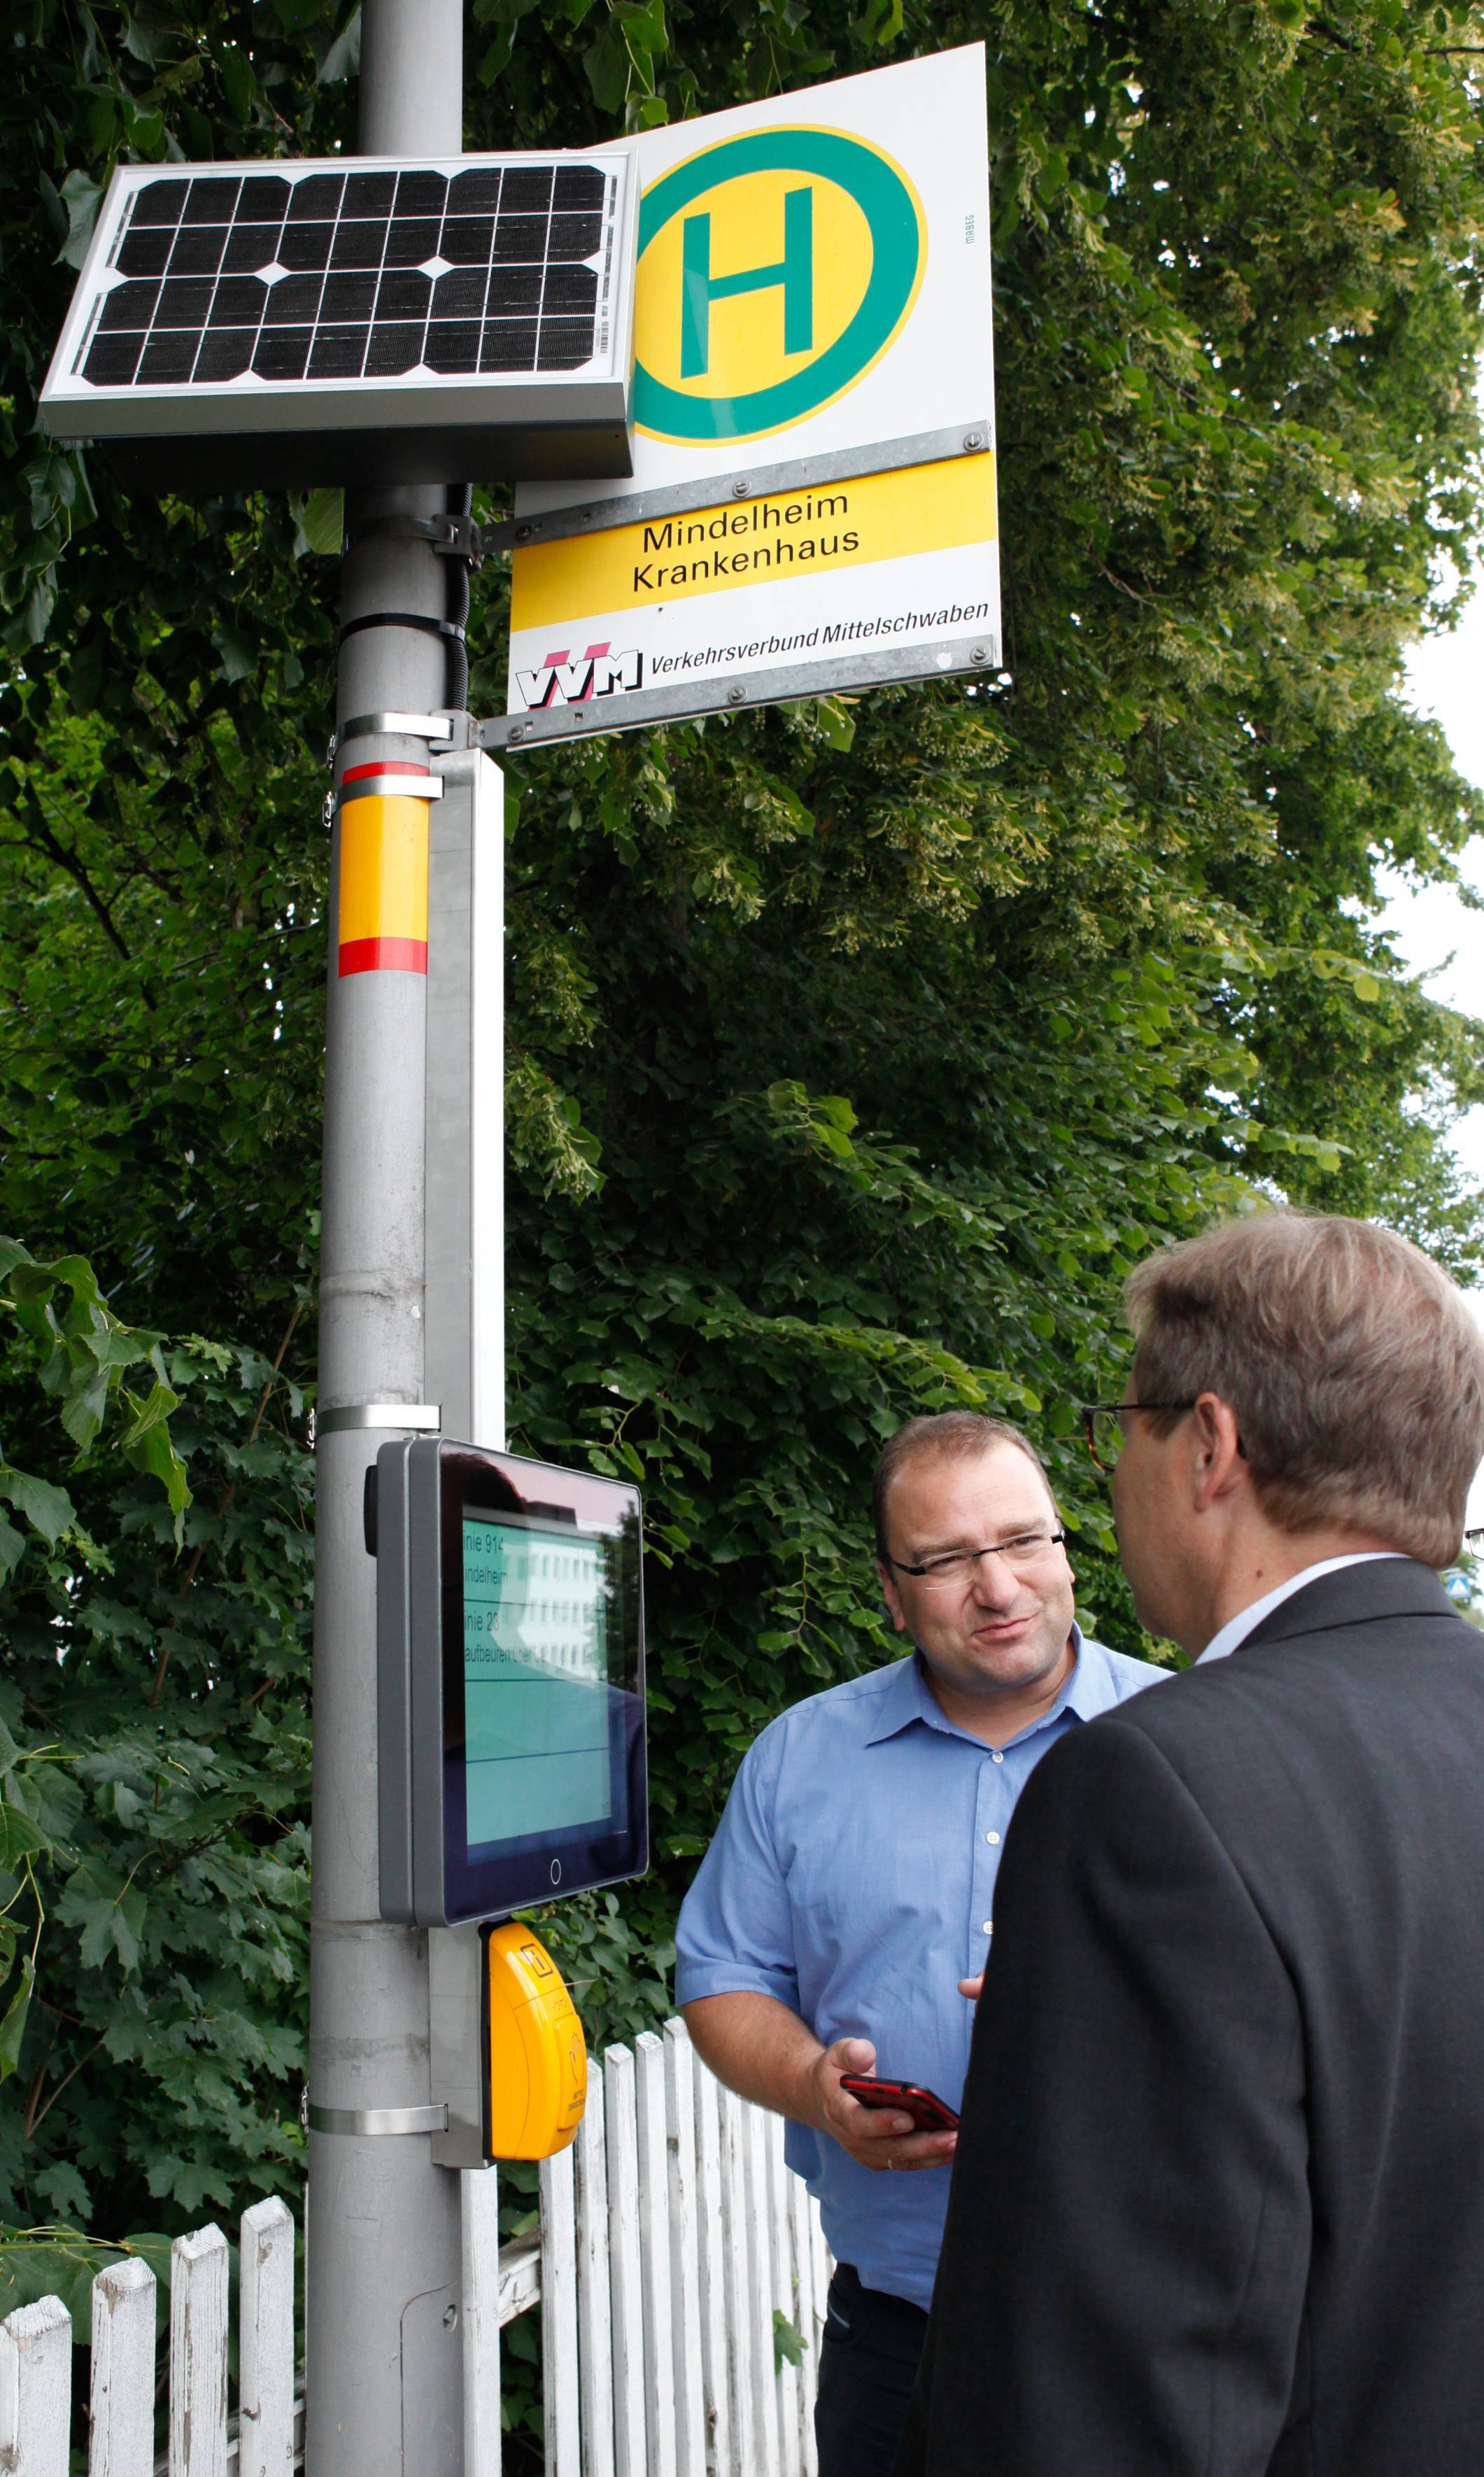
[1080,1402,1197,1474]
[884,1530,1068,1590]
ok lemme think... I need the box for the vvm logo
[514,642,644,710]
[633,127,926,446]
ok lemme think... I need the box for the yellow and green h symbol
[679,188,814,378]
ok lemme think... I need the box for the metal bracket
[345,511,494,568]
[486,417,996,553]
[304,2097,450,2138]
[330,712,474,770]
[316,1403,441,1439]
[334,770,446,810]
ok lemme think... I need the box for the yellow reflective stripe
[337,793,430,949]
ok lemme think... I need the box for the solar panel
[40,153,637,489]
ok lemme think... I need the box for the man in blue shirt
[674,1410,1163,2477]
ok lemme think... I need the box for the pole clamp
[313,1404,441,1442]
[302,2094,449,2138]
[338,610,467,652]
[345,511,494,569]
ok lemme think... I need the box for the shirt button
[982,1921,993,1934]
[991,1751,1004,1764]
[987,1830,1001,1844]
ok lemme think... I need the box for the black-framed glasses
[884,1530,1068,1591]
[1080,1402,1197,1474]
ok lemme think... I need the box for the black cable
[444,483,472,713]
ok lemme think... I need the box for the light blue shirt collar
[865,1621,1094,1747]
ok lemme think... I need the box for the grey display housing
[374,1434,646,1927]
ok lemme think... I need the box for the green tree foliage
[3,0,1484,2322]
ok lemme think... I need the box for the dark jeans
[814,2260,929,2477]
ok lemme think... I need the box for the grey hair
[1124,1210,1484,1567]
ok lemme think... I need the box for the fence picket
[692,2049,735,2477]
[663,2024,706,2477]
[169,2225,229,2477]
[764,2116,800,2476]
[787,2168,819,2477]
[742,2103,782,2477]
[541,2143,581,2477]
[0,2295,71,2477]
[90,2257,157,2477]
[238,2199,294,2477]
[634,2033,677,2477]
[717,2089,756,2477]
[462,2170,504,2477]
[604,2045,646,2477]
[574,2075,615,2477]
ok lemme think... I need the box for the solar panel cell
[481,321,539,370]
[195,331,255,381]
[289,175,345,220]
[376,269,432,320]
[158,278,215,328]
[365,323,425,376]
[502,167,553,213]
[83,332,145,385]
[309,325,370,379]
[139,331,198,382]
[491,216,547,264]
[538,320,594,370]
[449,167,502,215]
[169,225,229,275]
[99,281,160,332]
[133,179,189,227]
[279,222,334,272]
[486,265,542,315]
[426,322,481,374]
[254,327,313,380]
[239,176,292,220]
[542,263,598,317]
[550,212,603,259]
[442,218,496,267]
[331,222,390,270]
[225,223,284,272]
[117,227,173,276]
[183,177,241,224]
[384,218,443,268]
[324,271,379,320]
[210,276,269,326]
[345,171,397,217]
[266,274,326,323]
[395,170,448,216]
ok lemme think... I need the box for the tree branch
[149,1298,305,1709]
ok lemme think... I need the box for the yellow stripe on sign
[337,793,430,969]
[511,453,998,634]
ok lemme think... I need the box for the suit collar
[1236,1555,1459,1656]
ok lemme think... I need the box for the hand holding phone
[839,2074,960,2131]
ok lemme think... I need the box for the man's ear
[1190,1392,1247,1513]
[877,1560,910,1634]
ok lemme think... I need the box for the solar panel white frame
[39,150,637,467]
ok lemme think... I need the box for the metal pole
[307,3,467,2470]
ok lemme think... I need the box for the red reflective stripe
[337,936,428,978]
[340,760,435,783]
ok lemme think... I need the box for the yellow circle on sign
[635,165,875,407]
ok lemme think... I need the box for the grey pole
[306,3,467,2471]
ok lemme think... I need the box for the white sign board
[491,46,998,745]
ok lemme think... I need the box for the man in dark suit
[893,1210,1484,2477]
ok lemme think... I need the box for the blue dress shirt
[673,1628,1164,2308]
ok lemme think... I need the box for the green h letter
[679,187,814,379]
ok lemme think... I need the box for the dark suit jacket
[892,1558,1484,2477]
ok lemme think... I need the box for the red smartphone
[839,2075,960,2131]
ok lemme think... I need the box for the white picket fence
[0,2019,831,2477]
